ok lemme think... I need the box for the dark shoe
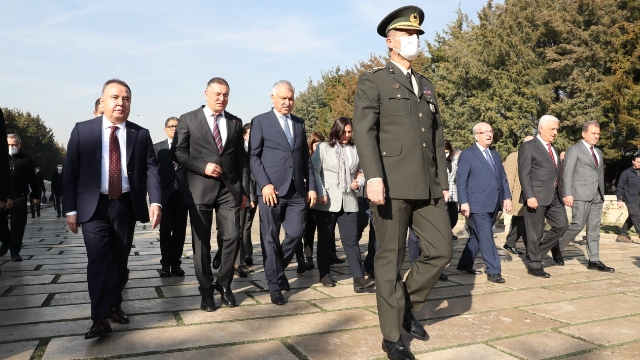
[587,261,615,272]
[382,338,415,360]
[200,293,216,312]
[456,266,482,275]
[503,244,522,255]
[243,256,254,266]
[280,280,291,292]
[320,274,336,287]
[439,273,449,281]
[270,290,285,305]
[32,214,35,219]
[331,254,345,264]
[402,309,428,340]
[528,268,551,278]
[212,257,221,270]
[353,277,367,293]
[452,234,458,241]
[160,265,171,277]
[551,248,564,266]
[616,234,633,243]
[235,265,248,278]
[0,245,8,256]
[37,212,40,217]
[84,318,112,340]
[171,266,185,276]
[11,254,22,262]
[296,258,306,274]
[108,305,130,324]
[215,283,238,307]
[305,256,315,271]
[57,212,61,218]
[487,274,506,283]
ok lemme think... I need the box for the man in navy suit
[153,117,188,278]
[249,80,317,305]
[63,79,161,340]
[456,122,512,283]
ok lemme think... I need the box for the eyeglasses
[475,130,493,135]
[165,125,178,129]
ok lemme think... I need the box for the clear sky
[1,0,497,146]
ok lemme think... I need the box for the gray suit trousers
[558,192,603,261]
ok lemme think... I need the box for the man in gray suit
[518,115,568,278]
[554,121,614,272]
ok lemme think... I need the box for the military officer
[352,5,453,360]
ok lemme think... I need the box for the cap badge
[410,13,420,25]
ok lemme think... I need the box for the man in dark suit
[0,109,12,212]
[457,122,512,283]
[63,79,161,339]
[616,154,640,242]
[153,117,188,277]
[174,77,248,312]
[352,6,453,360]
[30,166,46,218]
[249,80,316,306]
[554,121,613,272]
[50,164,65,217]
[518,115,568,278]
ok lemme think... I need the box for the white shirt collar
[475,142,489,151]
[102,115,127,130]
[390,60,411,75]
[203,105,224,119]
[273,108,290,120]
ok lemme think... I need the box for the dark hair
[582,121,600,132]
[102,79,131,96]
[633,153,640,161]
[94,98,101,111]
[207,77,230,89]
[444,140,453,161]
[328,117,354,147]
[164,117,179,127]
[242,123,251,136]
[307,131,325,155]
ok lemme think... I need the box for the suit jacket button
[421,128,425,132]
[397,94,401,98]
[383,152,387,155]
[419,113,423,117]
[422,143,426,148]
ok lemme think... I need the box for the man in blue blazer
[456,122,512,283]
[63,79,161,340]
[249,80,316,305]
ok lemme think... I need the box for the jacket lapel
[270,111,291,151]
[197,109,219,154]
[125,123,137,166]
[92,118,103,172]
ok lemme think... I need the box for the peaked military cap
[377,5,425,37]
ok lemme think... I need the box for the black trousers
[0,197,28,255]
[190,185,240,294]
[30,195,41,216]
[239,203,257,262]
[316,209,362,279]
[82,194,136,319]
[258,183,306,292]
[620,202,640,236]
[356,196,376,275]
[53,193,64,214]
[505,215,528,249]
[524,188,568,270]
[159,191,188,267]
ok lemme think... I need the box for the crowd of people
[1,5,639,360]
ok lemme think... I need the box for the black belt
[99,192,131,201]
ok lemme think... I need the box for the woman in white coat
[312,117,374,292]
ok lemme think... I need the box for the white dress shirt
[536,135,558,166]
[203,106,227,147]
[273,108,293,140]
[581,140,600,166]
[390,60,418,95]
[101,117,130,194]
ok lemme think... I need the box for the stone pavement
[1,206,640,360]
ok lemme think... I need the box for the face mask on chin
[57,167,63,172]
[8,147,18,156]
[392,34,420,61]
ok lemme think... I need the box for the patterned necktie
[172,160,179,190]
[212,113,223,152]
[590,146,599,168]
[547,143,556,168]
[108,126,122,199]
[483,149,496,173]
[281,115,293,149]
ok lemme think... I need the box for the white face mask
[8,147,18,156]
[392,34,420,61]
[57,166,63,171]
[445,152,450,157]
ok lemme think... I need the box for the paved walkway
[1,206,640,360]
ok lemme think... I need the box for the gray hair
[272,80,295,95]
[582,121,600,132]
[538,115,559,129]
[472,122,491,135]
[7,133,21,144]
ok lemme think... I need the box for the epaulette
[368,66,385,73]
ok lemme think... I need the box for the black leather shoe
[200,293,216,312]
[296,258,306,274]
[108,305,130,324]
[487,273,506,283]
[503,244,522,255]
[215,283,238,307]
[160,265,171,277]
[84,318,112,340]
[0,245,8,256]
[331,254,345,264]
[528,268,551,278]
[551,248,564,266]
[11,254,22,262]
[439,273,449,281]
[280,281,291,292]
[456,266,482,275]
[382,337,415,360]
[243,256,254,266]
[270,290,285,305]
[305,256,315,271]
[235,266,248,278]
[320,275,336,287]
[212,257,221,270]
[402,309,428,340]
[171,266,185,276]
[587,261,615,272]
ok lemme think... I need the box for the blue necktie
[483,149,496,173]
[281,115,293,149]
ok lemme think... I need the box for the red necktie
[212,114,223,153]
[590,146,599,167]
[108,126,122,199]
[547,143,556,168]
